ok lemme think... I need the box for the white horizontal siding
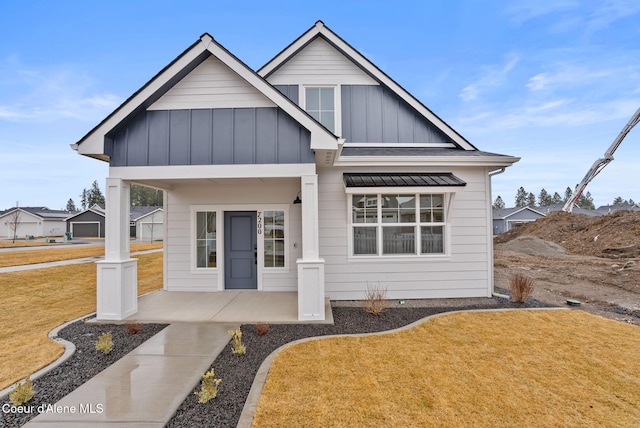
[266,37,378,86]
[317,166,492,300]
[149,56,276,110]
[164,179,301,292]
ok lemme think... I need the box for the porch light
[293,192,302,204]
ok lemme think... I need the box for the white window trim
[300,84,341,136]
[346,192,454,261]
[190,204,290,291]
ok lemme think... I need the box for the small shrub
[228,327,246,355]
[364,282,389,315]
[124,322,143,335]
[9,379,34,406]
[95,332,113,354]
[510,273,534,303]
[255,323,270,336]
[194,368,222,404]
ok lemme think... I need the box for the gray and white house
[73,22,519,321]
[0,207,70,238]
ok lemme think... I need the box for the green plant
[228,327,246,355]
[95,332,113,354]
[510,273,534,303]
[194,368,222,403]
[124,322,143,335]
[364,282,389,315]
[9,379,34,406]
[255,323,270,336]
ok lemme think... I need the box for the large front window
[196,211,217,268]
[352,194,445,256]
[305,87,335,132]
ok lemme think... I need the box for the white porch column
[297,174,325,321]
[96,177,138,320]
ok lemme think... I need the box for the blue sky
[1,0,639,210]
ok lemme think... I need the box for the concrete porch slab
[99,291,334,324]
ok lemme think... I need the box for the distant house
[72,21,519,321]
[65,204,164,239]
[130,206,164,241]
[595,203,640,215]
[540,203,602,217]
[492,207,546,235]
[0,207,70,238]
[65,204,106,238]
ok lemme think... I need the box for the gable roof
[73,33,341,161]
[0,207,72,221]
[258,21,476,151]
[492,206,546,220]
[130,206,163,222]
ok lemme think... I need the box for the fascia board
[258,22,320,77]
[202,36,338,151]
[333,155,521,167]
[132,208,163,222]
[76,42,210,158]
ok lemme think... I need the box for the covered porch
[116,290,334,324]
[97,164,327,322]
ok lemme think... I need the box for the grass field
[0,242,162,268]
[254,310,640,428]
[0,251,163,390]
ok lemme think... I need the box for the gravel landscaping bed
[0,322,167,428]
[1,297,551,428]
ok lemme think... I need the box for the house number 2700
[257,212,262,235]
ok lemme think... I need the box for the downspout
[488,167,508,298]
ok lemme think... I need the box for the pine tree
[526,192,536,207]
[66,199,77,212]
[552,192,562,204]
[538,188,552,206]
[515,187,527,207]
[563,186,573,202]
[88,180,105,206]
[612,196,625,205]
[577,191,595,210]
[492,196,505,209]
[80,188,89,210]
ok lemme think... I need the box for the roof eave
[334,155,521,167]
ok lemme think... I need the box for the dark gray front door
[224,211,257,289]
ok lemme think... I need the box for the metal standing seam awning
[343,173,467,188]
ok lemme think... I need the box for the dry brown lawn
[0,242,162,268]
[253,310,640,428]
[0,252,162,390]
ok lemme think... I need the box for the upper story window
[304,87,336,133]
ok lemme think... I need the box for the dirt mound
[498,235,567,257]
[495,210,640,258]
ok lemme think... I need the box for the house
[595,203,640,215]
[492,207,546,235]
[541,203,602,217]
[72,21,519,321]
[66,204,106,238]
[0,207,70,238]
[65,204,164,240]
[130,206,164,241]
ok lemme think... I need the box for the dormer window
[303,86,338,134]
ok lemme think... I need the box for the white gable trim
[259,21,476,150]
[74,34,339,160]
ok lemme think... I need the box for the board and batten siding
[164,179,301,292]
[341,85,451,144]
[105,107,314,166]
[265,37,378,86]
[149,56,276,110]
[317,166,492,300]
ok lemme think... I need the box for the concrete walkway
[25,322,237,427]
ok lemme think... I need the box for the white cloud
[0,59,121,123]
[459,55,520,102]
[506,1,579,24]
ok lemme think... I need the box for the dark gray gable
[341,85,451,145]
[105,107,314,166]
